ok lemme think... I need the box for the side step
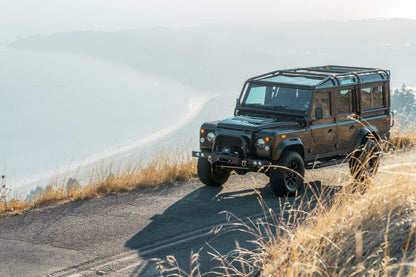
[306,157,349,169]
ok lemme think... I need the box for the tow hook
[241,160,247,167]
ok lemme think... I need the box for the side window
[361,87,372,110]
[373,86,384,107]
[312,91,331,119]
[361,85,384,110]
[336,89,353,114]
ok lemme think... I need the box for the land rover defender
[192,65,393,197]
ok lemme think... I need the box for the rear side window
[336,89,353,114]
[373,86,384,107]
[361,85,384,110]
[312,91,331,118]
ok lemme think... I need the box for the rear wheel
[197,158,230,187]
[349,139,381,181]
[270,151,305,197]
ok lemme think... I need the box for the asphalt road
[0,172,337,277]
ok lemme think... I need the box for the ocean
[0,39,212,196]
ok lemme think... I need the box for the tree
[391,83,416,128]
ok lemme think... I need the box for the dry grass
[260,183,416,276]
[154,132,416,276]
[388,115,416,150]
[0,152,196,214]
[3,130,416,275]
[260,148,416,276]
[389,129,416,150]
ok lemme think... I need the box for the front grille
[214,135,247,157]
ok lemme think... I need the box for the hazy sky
[1,0,416,38]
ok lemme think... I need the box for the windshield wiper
[238,104,306,118]
[243,104,289,110]
[272,105,288,110]
[243,103,271,109]
[238,106,275,115]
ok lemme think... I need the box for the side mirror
[234,98,240,116]
[315,107,323,120]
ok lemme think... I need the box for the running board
[306,157,349,169]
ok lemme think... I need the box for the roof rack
[249,65,390,89]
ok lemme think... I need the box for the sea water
[0,39,209,195]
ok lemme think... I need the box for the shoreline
[10,95,214,197]
[0,42,213,197]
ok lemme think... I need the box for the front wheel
[197,158,230,187]
[270,151,305,197]
[349,139,381,181]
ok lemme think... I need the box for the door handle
[328,129,334,134]
[349,125,356,130]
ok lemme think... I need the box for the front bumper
[192,150,271,169]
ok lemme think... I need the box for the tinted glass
[373,86,383,107]
[336,89,353,114]
[243,84,313,113]
[245,86,266,104]
[312,91,331,118]
[361,87,372,110]
[339,78,357,85]
[361,86,384,110]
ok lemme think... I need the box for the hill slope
[10,19,416,91]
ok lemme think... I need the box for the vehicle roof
[248,65,390,89]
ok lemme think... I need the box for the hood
[217,116,299,132]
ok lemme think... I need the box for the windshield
[241,84,313,114]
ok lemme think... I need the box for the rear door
[336,87,360,152]
[310,90,337,155]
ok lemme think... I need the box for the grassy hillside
[260,148,416,276]
[2,132,416,276]
[244,133,416,276]
[0,152,196,214]
[152,133,416,276]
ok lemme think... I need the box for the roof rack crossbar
[301,65,379,74]
[315,65,376,71]
[247,65,388,87]
[251,70,329,81]
[249,80,315,89]
[350,72,362,84]
[315,75,335,87]
[282,71,329,78]
[302,68,360,74]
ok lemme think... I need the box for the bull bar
[192,150,271,169]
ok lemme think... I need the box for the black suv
[192,65,393,196]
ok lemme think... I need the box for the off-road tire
[270,151,305,197]
[197,158,230,187]
[349,139,381,181]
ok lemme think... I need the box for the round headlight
[256,138,265,149]
[207,132,215,142]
